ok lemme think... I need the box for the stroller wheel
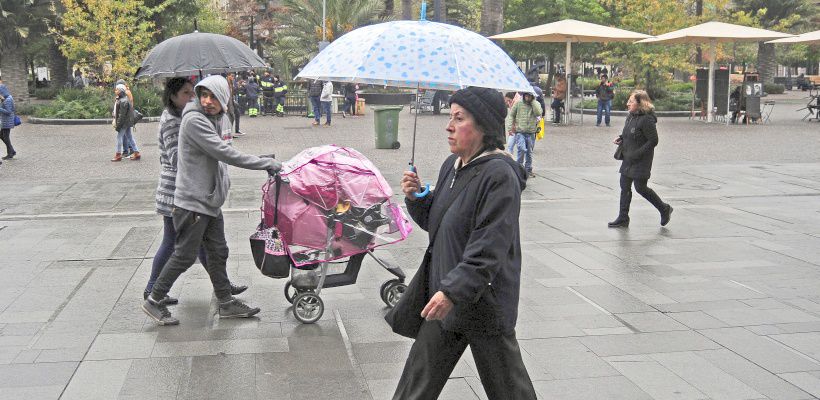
[380,279,407,308]
[284,281,297,304]
[293,293,324,324]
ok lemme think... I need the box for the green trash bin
[372,105,403,149]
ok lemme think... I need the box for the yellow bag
[535,118,545,140]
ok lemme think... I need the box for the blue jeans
[146,216,208,294]
[116,127,138,153]
[515,132,535,173]
[310,96,321,121]
[321,101,331,124]
[596,99,611,126]
[343,97,355,114]
[551,98,563,123]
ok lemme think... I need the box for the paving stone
[579,331,722,357]
[697,349,816,400]
[151,337,288,357]
[533,375,654,400]
[85,332,158,360]
[519,337,619,379]
[605,354,707,400]
[60,359,132,400]
[667,311,731,330]
[0,361,77,388]
[705,308,820,326]
[769,332,820,361]
[778,372,820,398]
[649,351,764,399]
[118,356,191,399]
[615,312,690,333]
[699,328,820,373]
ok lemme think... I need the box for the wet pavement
[1,90,819,399]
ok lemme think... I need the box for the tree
[57,0,156,82]
[270,0,386,75]
[0,0,52,103]
[144,0,227,40]
[732,0,815,83]
[480,0,504,36]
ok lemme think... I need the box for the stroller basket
[290,253,365,290]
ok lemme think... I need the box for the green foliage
[270,0,386,70]
[130,86,163,117]
[576,77,600,89]
[34,87,61,100]
[666,82,693,92]
[32,88,111,119]
[578,85,694,111]
[501,0,611,61]
[763,83,785,94]
[58,0,156,82]
[15,103,38,116]
[31,86,164,119]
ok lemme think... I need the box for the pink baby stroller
[251,145,412,323]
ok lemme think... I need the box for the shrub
[576,76,600,89]
[130,86,163,117]
[665,82,693,93]
[15,103,38,116]
[33,87,61,100]
[577,91,694,111]
[32,88,111,119]
[763,83,785,95]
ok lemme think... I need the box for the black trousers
[0,128,14,156]
[393,320,537,400]
[619,174,666,217]
[151,208,232,302]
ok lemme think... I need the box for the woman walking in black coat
[392,87,536,400]
[609,90,672,228]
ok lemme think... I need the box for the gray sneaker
[219,298,260,318]
[142,299,179,325]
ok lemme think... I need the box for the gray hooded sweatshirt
[175,75,278,217]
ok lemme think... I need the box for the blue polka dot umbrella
[295,21,531,93]
[297,5,529,198]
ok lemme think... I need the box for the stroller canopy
[264,145,411,265]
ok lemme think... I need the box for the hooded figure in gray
[175,75,280,217]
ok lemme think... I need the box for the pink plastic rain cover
[262,145,412,266]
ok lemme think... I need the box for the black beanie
[449,87,507,145]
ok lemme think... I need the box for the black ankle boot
[608,216,630,228]
[660,204,673,226]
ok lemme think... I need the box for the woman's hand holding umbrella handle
[421,291,454,320]
[404,166,430,199]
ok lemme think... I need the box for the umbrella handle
[410,165,430,198]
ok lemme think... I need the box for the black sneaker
[142,298,179,325]
[660,204,673,226]
[230,283,248,296]
[143,291,178,305]
[219,298,260,318]
[608,216,630,228]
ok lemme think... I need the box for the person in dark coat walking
[393,86,537,400]
[609,90,672,228]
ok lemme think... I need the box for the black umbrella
[134,31,268,79]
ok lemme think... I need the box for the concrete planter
[570,107,691,118]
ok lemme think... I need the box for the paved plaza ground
[0,91,819,399]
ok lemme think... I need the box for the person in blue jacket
[0,84,17,161]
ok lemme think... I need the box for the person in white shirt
[320,81,333,127]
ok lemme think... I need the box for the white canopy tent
[490,19,652,124]
[638,22,793,122]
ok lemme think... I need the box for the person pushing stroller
[142,75,282,325]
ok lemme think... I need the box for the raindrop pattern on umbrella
[297,20,531,92]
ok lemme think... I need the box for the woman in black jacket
[609,90,672,228]
[393,87,536,400]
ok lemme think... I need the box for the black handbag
[614,142,624,160]
[384,250,430,338]
[249,175,292,279]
